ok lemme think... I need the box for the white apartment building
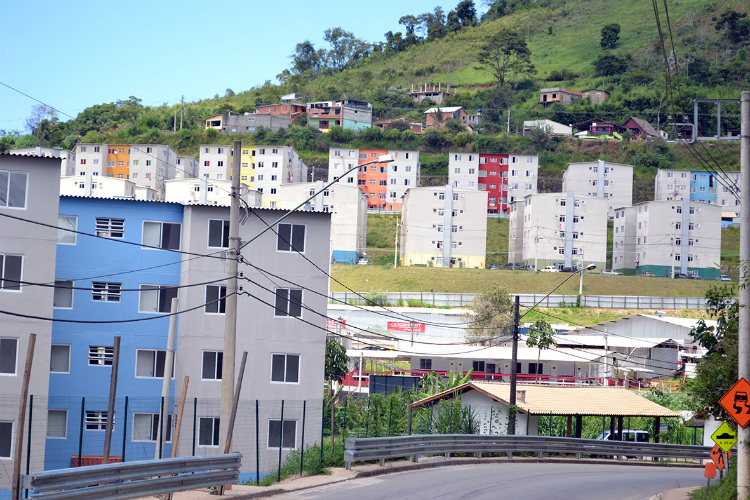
[279,182,368,264]
[447,152,480,189]
[129,144,176,198]
[198,144,233,180]
[561,160,633,216]
[654,168,741,218]
[612,199,722,278]
[74,143,108,176]
[59,175,160,200]
[253,146,308,208]
[9,146,76,176]
[508,193,608,270]
[400,185,488,268]
[164,178,259,206]
[327,148,420,211]
[175,156,198,179]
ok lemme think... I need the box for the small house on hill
[412,381,679,437]
[622,116,663,139]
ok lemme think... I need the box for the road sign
[705,462,717,479]
[711,421,738,452]
[719,378,750,427]
[710,445,726,470]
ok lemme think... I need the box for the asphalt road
[269,463,705,500]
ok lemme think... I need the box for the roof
[637,314,717,329]
[545,334,679,349]
[412,381,680,417]
[624,116,660,137]
[424,106,464,114]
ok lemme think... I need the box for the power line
[0,80,76,120]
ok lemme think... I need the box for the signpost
[711,421,738,453]
[718,378,750,428]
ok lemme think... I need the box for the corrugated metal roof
[412,381,679,417]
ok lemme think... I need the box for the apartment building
[400,185,488,268]
[279,182,368,264]
[10,146,76,176]
[205,112,291,133]
[612,199,722,278]
[561,160,633,216]
[0,153,60,493]
[175,156,198,179]
[306,99,372,131]
[508,193,608,270]
[448,152,539,214]
[164,178,260,207]
[654,169,741,217]
[198,144,233,181]
[59,175,158,200]
[328,148,419,211]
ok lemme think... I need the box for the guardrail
[27,453,242,500]
[331,292,709,309]
[344,435,710,470]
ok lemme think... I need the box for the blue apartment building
[45,196,183,470]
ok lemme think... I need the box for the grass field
[330,265,725,297]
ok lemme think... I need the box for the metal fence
[330,292,708,310]
[344,434,712,470]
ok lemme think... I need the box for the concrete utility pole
[508,295,520,435]
[180,95,184,131]
[394,215,399,268]
[220,140,242,451]
[738,90,750,500]
[155,298,177,459]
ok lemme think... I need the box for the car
[490,265,499,270]
[596,429,650,443]
[602,269,623,275]
[357,258,370,265]
[541,266,559,272]
[689,274,703,280]
[561,266,579,273]
[640,271,655,277]
[521,264,535,271]
[718,275,732,281]
[673,273,689,279]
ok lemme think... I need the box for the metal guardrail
[344,435,710,470]
[331,292,709,310]
[27,453,242,500]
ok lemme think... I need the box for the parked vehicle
[602,269,623,275]
[357,258,370,265]
[596,429,650,442]
[490,265,499,270]
[541,266,559,272]
[673,273,689,279]
[689,274,703,280]
[718,275,732,281]
[640,271,655,277]
[521,264,535,271]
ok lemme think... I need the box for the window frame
[274,288,303,318]
[84,410,111,431]
[276,223,306,253]
[138,284,178,313]
[57,215,77,245]
[132,412,173,442]
[47,409,68,439]
[207,219,230,249]
[95,218,125,239]
[92,281,122,303]
[205,285,228,314]
[201,351,223,380]
[53,280,74,309]
[142,221,181,251]
[0,170,29,209]
[0,253,23,292]
[270,353,300,384]
[0,338,19,375]
[198,417,220,447]
[135,349,173,378]
[0,421,13,458]
[89,346,114,366]
[50,344,70,374]
[267,419,297,449]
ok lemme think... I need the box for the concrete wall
[562,161,633,216]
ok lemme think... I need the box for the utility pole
[604,329,609,386]
[507,107,511,134]
[220,140,242,451]
[671,232,675,278]
[180,95,184,131]
[508,295,520,435]
[534,219,539,273]
[738,90,749,500]
[394,215,399,268]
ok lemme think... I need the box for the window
[136,349,172,378]
[0,422,11,457]
[0,254,22,291]
[277,223,305,253]
[133,413,173,442]
[268,420,296,449]
[85,411,111,430]
[275,288,302,317]
[217,161,224,167]
[205,285,227,314]
[271,354,300,383]
[472,361,485,372]
[208,219,230,248]
[142,221,181,250]
[201,351,223,380]
[199,417,220,446]
[95,218,125,238]
[89,346,113,366]
[0,170,28,209]
[528,363,543,375]
[139,285,178,313]
[50,344,70,373]
[419,358,432,370]
[47,410,67,438]
[92,282,121,302]
[53,280,73,308]
[0,338,18,374]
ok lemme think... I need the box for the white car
[541,266,559,272]
[602,269,623,275]
[718,275,731,281]
[357,258,370,265]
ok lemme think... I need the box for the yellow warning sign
[711,421,737,453]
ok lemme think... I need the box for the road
[268,463,705,500]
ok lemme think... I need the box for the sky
[0,0,485,135]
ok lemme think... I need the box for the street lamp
[578,263,596,296]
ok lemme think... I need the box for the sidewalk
[137,457,701,500]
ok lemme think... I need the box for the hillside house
[408,84,455,104]
[622,116,663,139]
[539,87,582,107]
[424,106,470,128]
[582,89,610,105]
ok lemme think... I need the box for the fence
[330,292,708,309]
[344,434,712,470]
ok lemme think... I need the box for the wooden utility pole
[11,334,35,500]
[220,140,242,451]
[508,296,520,435]
[738,90,749,500]
[102,336,120,464]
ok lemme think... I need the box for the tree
[463,284,514,345]
[25,104,58,147]
[324,27,371,72]
[418,7,447,40]
[447,0,478,32]
[600,23,621,49]
[290,40,325,75]
[713,9,750,44]
[325,339,349,401]
[592,52,630,76]
[475,29,536,86]
[687,285,738,419]
[525,319,557,383]
[483,84,514,124]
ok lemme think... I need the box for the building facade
[447,152,539,214]
[400,185,488,268]
[10,147,76,177]
[0,154,60,494]
[654,169,741,216]
[508,193,608,270]
[279,182,368,264]
[327,148,420,211]
[561,160,633,216]
[175,156,198,180]
[305,100,372,131]
[205,112,292,133]
[539,87,582,107]
[612,199,722,278]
